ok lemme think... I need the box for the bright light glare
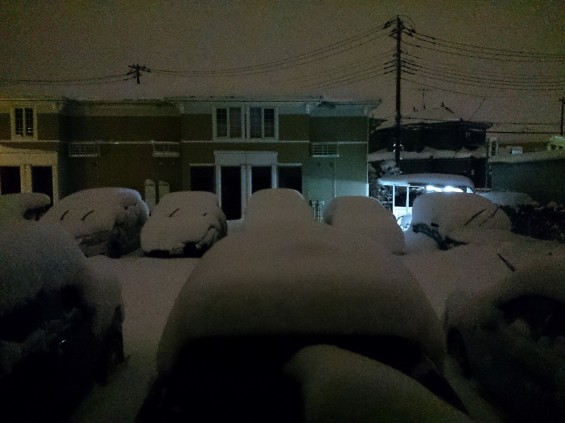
[425,185,442,192]
[425,185,463,193]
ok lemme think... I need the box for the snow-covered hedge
[501,202,565,243]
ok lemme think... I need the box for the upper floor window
[12,107,36,139]
[214,106,277,140]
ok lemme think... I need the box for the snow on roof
[157,221,445,373]
[285,345,473,423]
[488,149,565,163]
[242,188,314,231]
[323,196,405,254]
[0,223,122,335]
[411,192,511,240]
[368,146,487,162]
[141,191,226,252]
[0,192,51,221]
[378,173,475,190]
[42,187,148,237]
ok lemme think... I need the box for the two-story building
[0,96,380,219]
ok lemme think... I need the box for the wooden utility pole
[128,64,150,84]
[394,16,404,165]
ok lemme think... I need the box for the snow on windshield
[0,192,51,221]
[323,196,405,255]
[286,344,473,423]
[157,220,445,373]
[141,191,226,252]
[42,187,148,237]
[242,188,314,231]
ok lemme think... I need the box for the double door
[215,152,278,220]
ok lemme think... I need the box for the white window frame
[213,106,278,141]
[11,106,37,140]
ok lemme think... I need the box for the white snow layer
[411,192,512,240]
[286,344,473,423]
[42,187,149,238]
[156,220,445,374]
[323,195,405,254]
[0,192,51,221]
[0,223,122,332]
[140,191,226,252]
[242,188,315,231]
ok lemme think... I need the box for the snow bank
[42,187,149,238]
[242,188,314,231]
[157,220,445,373]
[140,191,226,253]
[286,344,473,423]
[0,192,51,221]
[323,196,405,254]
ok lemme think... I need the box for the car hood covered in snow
[157,220,445,374]
[42,187,148,238]
[140,191,226,253]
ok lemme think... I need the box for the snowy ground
[66,234,553,422]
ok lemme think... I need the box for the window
[249,107,275,139]
[214,106,277,140]
[216,107,243,138]
[13,107,35,138]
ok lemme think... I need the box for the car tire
[447,330,471,378]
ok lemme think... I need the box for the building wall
[310,116,367,142]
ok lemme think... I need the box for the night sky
[1,0,563,137]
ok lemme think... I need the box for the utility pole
[128,64,150,84]
[559,97,565,135]
[393,15,404,166]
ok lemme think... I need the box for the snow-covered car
[323,195,405,254]
[445,256,565,423]
[0,192,51,222]
[141,191,227,257]
[42,187,149,258]
[0,223,125,423]
[242,188,314,231]
[136,220,465,422]
[410,192,515,250]
[286,344,473,423]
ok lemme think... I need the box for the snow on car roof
[411,192,511,238]
[286,345,473,423]
[42,187,148,237]
[0,192,51,221]
[157,221,445,373]
[0,223,122,334]
[377,173,475,190]
[242,188,314,231]
[323,196,405,254]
